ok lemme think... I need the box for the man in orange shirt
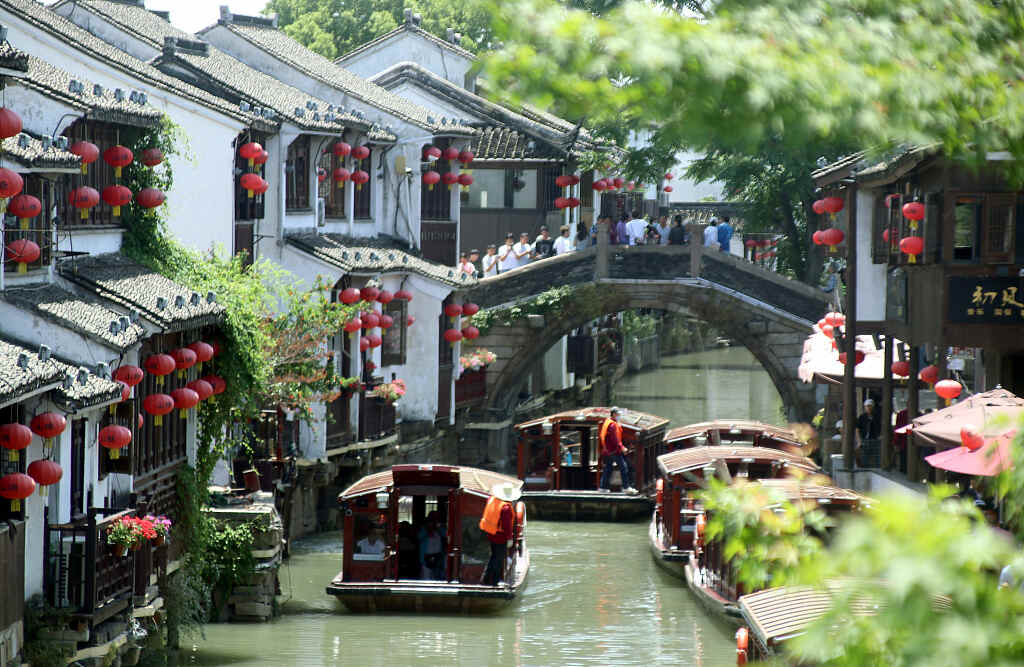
[599,407,637,493]
[480,482,520,585]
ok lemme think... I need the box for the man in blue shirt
[718,216,734,252]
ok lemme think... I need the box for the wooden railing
[455,369,487,406]
[359,393,396,441]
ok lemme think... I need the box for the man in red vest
[599,407,637,493]
[480,482,520,585]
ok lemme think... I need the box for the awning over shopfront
[797,330,903,386]
[924,432,1015,476]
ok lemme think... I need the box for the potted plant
[370,378,406,405]
[145,514,172,547]
[340,376,361,399]
[106,516,142,556]
[242,463,260,492]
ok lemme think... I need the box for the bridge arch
[463,246,829,423]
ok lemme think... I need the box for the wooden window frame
[286,135,311,211]
[421,142,452,221]
[354,148,372,219]
[62,119,118,227]
[381,300,407,367]
[234,132,267,223]
[983,193,1016,264]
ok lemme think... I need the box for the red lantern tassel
[247,158,254,168]
[110,447,120,460]
[8,450,16,462]
[10,498,19,512]
[39,485,48,497]
[180,409,187,419]
[109,405,116,415]
[337,181,345,190]
[908,254,917,264]
[156,375,163,386]
[80,163,88,175]
[19,217,27,230]
[80,208,88,220]
[113,206,120,217]
[154,414,163,427]
[247,189,254,199]
[17,262,26,274]
[357,183,363,191]
[114,166,122,179]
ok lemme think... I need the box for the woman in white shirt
[552,225,575,255]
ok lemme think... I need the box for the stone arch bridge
[461,241,831,422]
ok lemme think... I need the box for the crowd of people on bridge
[457,212,736,279]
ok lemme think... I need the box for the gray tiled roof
[470,126,563,161]
[2,283,146,351]
[2,133,80,170]
[19,55,163,127]
[71,0,384,137]
[59,253,226,332]
[200,18,476,137]
[288,233,475,288]
[0,0,271,130]
[51,359,123,409]
[0,338,63,406]
[0,40,29,72]
[371,61,591,156]
[336,21,477,65]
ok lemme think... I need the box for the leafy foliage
[470,284,579,334]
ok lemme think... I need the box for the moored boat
[326,464,528,613]
[515,407,670,521]
[663,420,808,456]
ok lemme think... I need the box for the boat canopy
[657,445,819,478]
[753,479,868,507]
[515,406,669,434]
[339,464,520,501]
[663,420,803,448]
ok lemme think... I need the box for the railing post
[687,223,704,277]
[85,509,97,615]
[594,219,609,279]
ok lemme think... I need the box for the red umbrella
[924,432,1015,477]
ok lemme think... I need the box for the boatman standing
[480,482,520,585]
[599,407,638,494]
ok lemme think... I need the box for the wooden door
[445,488,462,582]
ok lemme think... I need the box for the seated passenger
[418,511,446,580]
[356,525,385,555]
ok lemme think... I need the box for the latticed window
[421,142,452,220]
[62,119,117,227]
[286,135,310,210]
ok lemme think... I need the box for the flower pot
[243,468,260,492]
[154,535,165,547]
[130,542,141,552]
[113,544,126,557]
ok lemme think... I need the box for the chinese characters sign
[948,277,1024,323]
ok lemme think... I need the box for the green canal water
[187,347,782,666]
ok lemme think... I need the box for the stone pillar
[595,218,609,279]
[687,223,704,277]
[881,334,894,469]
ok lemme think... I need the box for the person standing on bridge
[598,407,637,493]
[668,215,687,245]
[615,214,629,246]
[498,233,517,273]
[553,225,574,255]
[718,216,734,252]
[482,244,499,277]
[703,218,720,248]
[627,211,648,246]
[512,232,533,269]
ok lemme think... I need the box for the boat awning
[797,331,905,386]
[515,406,670,434]
[754,479,868,507]
[664,420,802,448]
[339,465,520,500]
[924,432,1015,476]
[656,446,819,478]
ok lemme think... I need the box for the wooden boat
[663,420,808,456]
[326,464,529,613]
[515,407,670,521]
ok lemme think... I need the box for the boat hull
[523,490,652,522]
[647,517,690,580]
[327,550,529,614]
[683,561,743,626]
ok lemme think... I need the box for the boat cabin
[663,420,807,456]
[515,407,670,493]
[332,465,524,591]
[652,446,821,559]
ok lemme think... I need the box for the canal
[188,346,779,666]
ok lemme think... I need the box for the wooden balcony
[455,369,487,406]
[359,392,396,441]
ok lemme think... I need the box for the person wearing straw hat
[480,482,520,585]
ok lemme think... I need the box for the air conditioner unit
[316,197,326,227]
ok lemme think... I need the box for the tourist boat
[514,407,670,521]
[663,420,808,456]
[326,464,529,613]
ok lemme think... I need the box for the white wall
[338,31,474,87]
[666,150,724,203]
[2,10,242,255]
[855,189,887,321]
[0,302,123,369]
[541,336,572,391]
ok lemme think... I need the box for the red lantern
[5,239,40,274]
[27,459,62,495]
[423,170,440,191]
[145,353,176,386]
[241,172,262,199]
[68,185,98,219]
[445,303,463,319]
[256,177,270,195]
[361,311,380,329]
[462,325,480,340]
[891,360,910,377]
[333,142,351,158]
[812,230,824,245]
[567,197,580,208]
[820,227,844,251]
[344,318,362,337]
[9,194,41,229]
[882,228,890,243]
[423,146,442,161]
[136,187,165,210]
[457,173,474,190]
[0,108,21,140]
[30,412,66,451]
[317,167,327,183]
[441,171,459,190]
[171,347,197,377]
[188,342,214,370]
[202,375,226,396]
[102,145,133,178]
[444,328,463,346]
[239,142,263,167]
[0,168,22,198]
[899,235,924,263]
[934,379,962,405]
[567,175,580,186]
[592,180,607,192]
[116,380,131,404]
[113,365,144,388]
[101,185,133,217]
[902,201,925,222]
[442,147,460,161]
[406,315,415,327]
[351,170,369,190]
[0,423,31,461]
[367,334,382,348]
[171,388,200,417]
[458,150,474,165]
[379,314,394,329]
[664,173,673,181]
[555,175,573,188]
[823,196,844,215]
[352,145,370,161]
[141,147,163,167]
[918,364,940,386]
[961,424,984,452]
[663,186,673,193]
[99,424,132,458]
[359,337,370,352]
[69,141,99,174]
[360,285,380,302]
[333,167,351,189]
[377,290,394,304]
[612,177,624,189]
[812,199,826,215]
[461,303,478,318]
[340,287,361,304]
[554,197,570,210]
[626,181,635,191]
[0,472,35,511]
[394,289,413,302]
[838,350,865,366]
